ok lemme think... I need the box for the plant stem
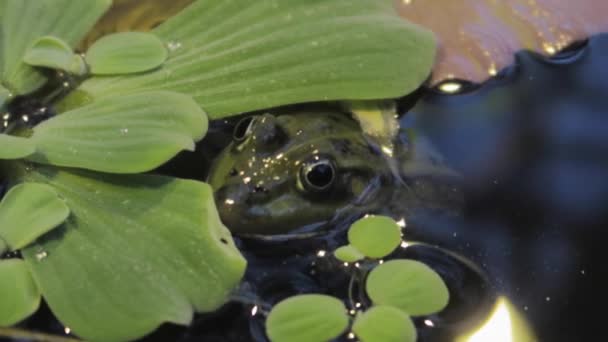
[0,327,83,342]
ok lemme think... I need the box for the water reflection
[406,33,608,342]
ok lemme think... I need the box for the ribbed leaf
[23,36,87,75]
[22,167,246,342]
[0,0,110,94]
[0,134,35,159]
[86,32,168,75]
[0,260,41,326]
[73,0,436,118]
[0,183,69,250]
[266,294,349,342]
[27,91,208,173]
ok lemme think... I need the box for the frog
[207,108,463,235]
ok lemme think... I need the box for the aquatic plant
[0,0,436,341]
[266,216,449,342]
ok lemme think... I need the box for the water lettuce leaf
[27,91,207,173]
[85,32,168,75]
[0,0,110,95]
[0,183,69,251]
[0,260,41,326]
[73,0,436,118]
[22,167,246,342]
[0,134,35,159]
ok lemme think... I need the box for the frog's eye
[300,159,336,192]
[233,116,255,142]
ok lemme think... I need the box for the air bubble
[432,79,480,95]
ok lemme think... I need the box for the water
[3,33,608,342]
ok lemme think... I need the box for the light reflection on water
[406,33,608,341]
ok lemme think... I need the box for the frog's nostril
[229,168,238,177]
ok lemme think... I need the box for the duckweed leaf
[348,215,401,259]
[0,0,110,94]
[21,167,246,342]
[0,260,41,326]
[74,0,436,118]
[27,91,207,173]
[352,306,416,342]
[0,134,35,159]
[85,32,168,75]
[23,36,86,75]
[266,294,349,342]
[366,260,449,316]
[0,183,69,250]
[334,245,364,263]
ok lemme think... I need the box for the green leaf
[72,0,436,118]
[0,84,12,107]
[27,91,208,173]
[0,259,41,326]
[0,183,69,250]
[23,36,87,75]
[0,134,36,159]
[366,260,449,316]
[334,245,364,263]
[266,294,349,342]
[85,32,168,75]
[353,305,416,342]
[0,0,111,94]
[21,167,246,342]
[348,215,401,259]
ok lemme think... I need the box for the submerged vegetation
[0,0,444,341]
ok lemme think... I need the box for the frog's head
[208,111,389,235]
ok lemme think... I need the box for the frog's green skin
[208,110,462,235]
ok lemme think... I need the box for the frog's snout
[214,183,272,233]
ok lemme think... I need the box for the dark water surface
[4,33,608,342]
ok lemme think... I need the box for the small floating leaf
[27,91,207,173]
[352,306,416,342]
[85,32,168,75]
[334,245,365,263]
[266,294,349,342]
[0,183,69,250]
[366,260,449,316]
[0,0,111,94]
[22,167,246,342]
[24,36,86,75]
[348,215,401,259]
[0,134,36,159]
[0,259,41,326]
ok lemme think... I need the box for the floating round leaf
[266,294,349,342]
[0,259,41,326]
[334,245,365,263]
[0,183,69,250]
[0,134,36,159]
[353,306,416,342]
[85,32,168,75]
[23,36,87,75]
[27,91,207,173]
[348,215,402,259]
[22,167,246,342]
[366,260,449,316]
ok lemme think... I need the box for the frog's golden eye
[299,159,336,192]
[233,116,255,142]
